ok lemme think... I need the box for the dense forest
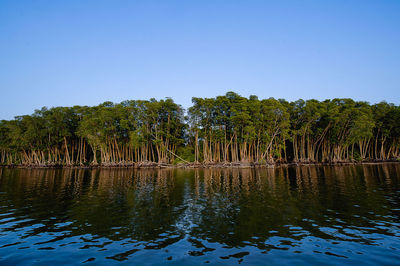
[0,92,399,167]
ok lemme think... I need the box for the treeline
[0,92,399,166]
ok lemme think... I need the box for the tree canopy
[0,92,399,166]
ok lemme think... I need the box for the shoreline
[1,160,399,169]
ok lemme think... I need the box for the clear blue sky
[1,0,399,119]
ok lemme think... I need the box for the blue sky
[1,0,399,119]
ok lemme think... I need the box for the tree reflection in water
[0,164,399,264]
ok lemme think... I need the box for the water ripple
[0,165,399,264]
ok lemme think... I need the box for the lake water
[0,164,399,265]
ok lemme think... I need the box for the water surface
[0,164,399,265]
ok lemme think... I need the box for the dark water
[0,165,399,265]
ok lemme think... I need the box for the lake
[0,164,399,265]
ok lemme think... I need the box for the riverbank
[1,159,399,169]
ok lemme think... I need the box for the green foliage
[0,93,399,165]
[175,146,195,163]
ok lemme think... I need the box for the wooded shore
[2,160,399,170]
[1,92,399,167]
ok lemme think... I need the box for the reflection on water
[0,165,399,265]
